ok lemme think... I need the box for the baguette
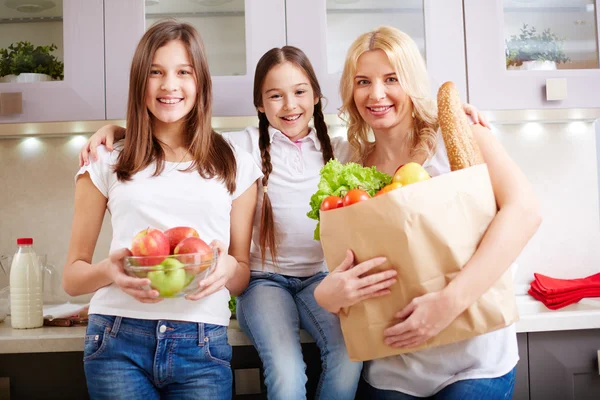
[437,81,484,171]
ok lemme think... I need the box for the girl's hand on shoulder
[462,103,490,129]
[105,248,163,303]
[186,240,237,301]
[383,290,460,348]
[314,250,396,314]
[79,124,125,167]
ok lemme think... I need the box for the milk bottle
[10,238,43,329]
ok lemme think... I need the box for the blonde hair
[339,26,439,163]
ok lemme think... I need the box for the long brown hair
[114,19,236,193]
[253,46,334,265]
[340,26,438,163]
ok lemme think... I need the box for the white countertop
[1,295,600,355]
[0,316,314,354]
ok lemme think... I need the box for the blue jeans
[357,367,516,400]
[237,271,362,400]
[83,314,232,400]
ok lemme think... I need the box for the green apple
[147,258,187,297]
[184,272,195,287]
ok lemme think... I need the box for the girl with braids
[79,44,488,400]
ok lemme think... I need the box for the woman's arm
[445,124,541,307]
[384,125,542,348]
[63,173,161,302]
[186,181,258,300]
[79,124,126,166]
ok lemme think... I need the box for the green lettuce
[307,159,391,240]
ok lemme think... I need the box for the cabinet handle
[597,350,600,375]
[0,92,23,115]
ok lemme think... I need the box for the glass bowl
[123,247,218,298]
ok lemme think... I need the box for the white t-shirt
[76,142,262,326]
[222,126,350,276]
[363,131,519,396]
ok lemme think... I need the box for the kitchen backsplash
[0,121,599,302]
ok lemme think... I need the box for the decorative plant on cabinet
[0,41,64,83]
[505,24,570,71]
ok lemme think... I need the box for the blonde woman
[314,26,541,400]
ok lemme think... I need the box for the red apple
[164,226,199,254]
[131,228,170,266]
[174,237,213,274]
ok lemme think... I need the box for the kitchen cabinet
[515,333,530,400]
[285,0,469,114]
[464,0,600,110]
[104,0,286,119]
[0,0,105,123]
[528,329,600,400]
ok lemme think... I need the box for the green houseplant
[0,41,64,81]
[505,24,570,70]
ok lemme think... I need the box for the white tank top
[363,131,519,397]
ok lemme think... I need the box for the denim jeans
[357,367,516,400]
[83,314,232,400]
[236,271,362,400]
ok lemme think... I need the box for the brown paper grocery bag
[320,164,518,362]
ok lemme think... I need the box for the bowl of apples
[123,227,218,298]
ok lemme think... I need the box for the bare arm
[225,181,258,295]
[384,124,542,347]
[63,173,160,302]
[63,173,113,295]
[443,124,541,310]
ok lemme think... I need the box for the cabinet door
[285,0,468,115]
[529,330,600,400]
[104,0,286,119]
[515,333,530,400]
[464,0,600,110]
[0,0,105,123]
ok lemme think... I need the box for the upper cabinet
[0,0,105,123]
[104,0,286,119]
[285,0,468,114]
[464,0,600,110]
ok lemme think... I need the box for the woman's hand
[105,248,162,303]
[314,250,397,314]
[186,240,237,301]
[462,103,490,129]
[79,124,126,167]
[383,290,460,348]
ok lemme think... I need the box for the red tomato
[343,189,371,207]
[320,196,344,211]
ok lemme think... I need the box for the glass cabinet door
[465,0,600,110]
[286,0,468,114]
[0,0,105,122]
[105,0,286,119]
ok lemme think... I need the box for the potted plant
[505,24,570,70]
[0,47,16,82]
[0,41,64,83]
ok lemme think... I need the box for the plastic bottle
[10,238,43,329]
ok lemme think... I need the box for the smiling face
[353,49,413,134]
[257,62,319,142]
[145,40,197,130]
